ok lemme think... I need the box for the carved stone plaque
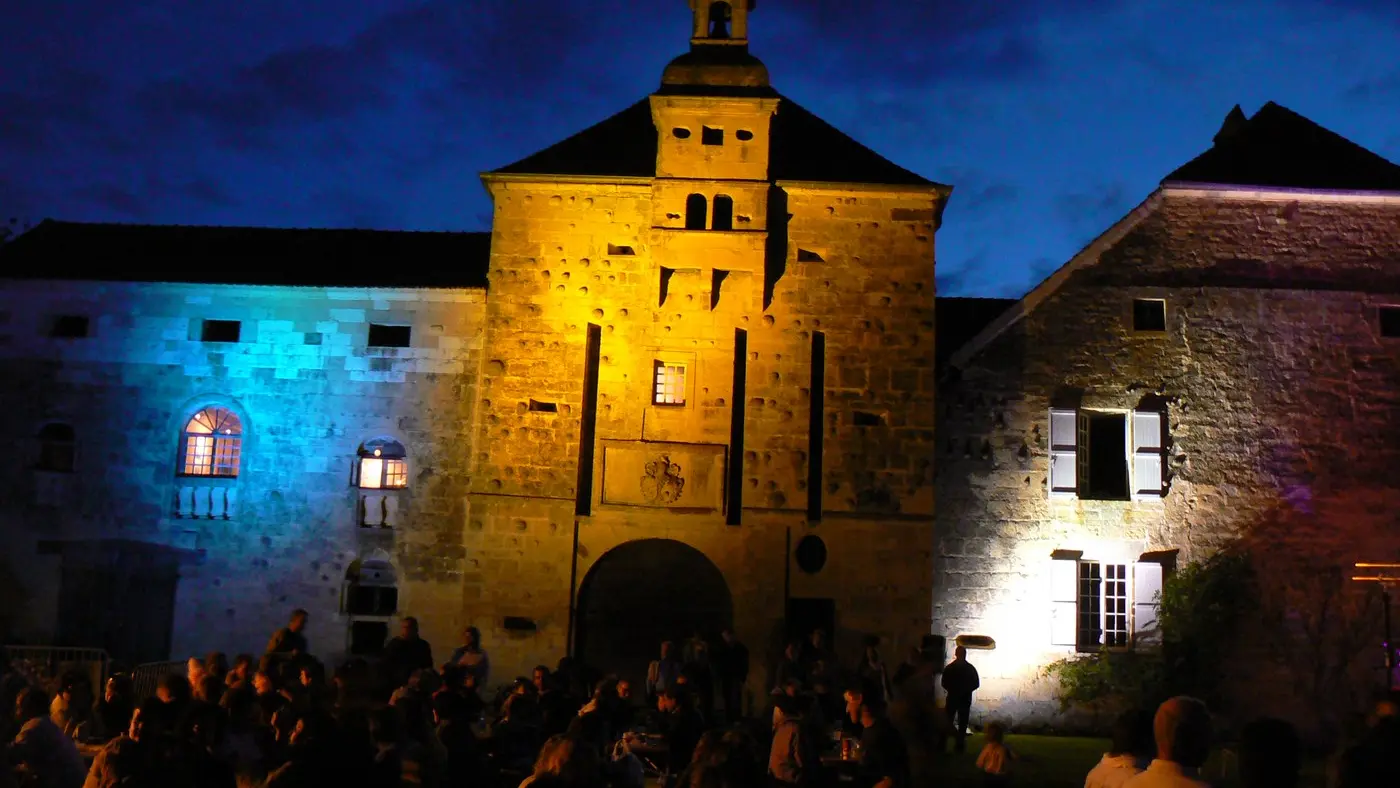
[602,441,725,511]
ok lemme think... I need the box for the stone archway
[575,538,732,686]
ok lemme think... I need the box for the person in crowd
[265,610,310,660]
[1085,709,1154,788]
[383,616,435,690]
[94,677,133,745]
[891,647,924,689]
[447,626,490,690]
[716,629,749,723]
[858,639,893,708]
[522,734,603,788]
[975,721,1014,787]
[608,680,636,741]
[183,703,236,788]
[646,642,682,706]
[803,630,833,672]
[773,642,805,694]
[1123,696,1212,788]
[203,653,230,687]
[657,687,703,786]
[768,695,818,786]
[49,673,97,742]
[942,645,981,754]
[225,655,254,690]
[860,703,910,788]
[681,637,715,723]
[7,686,86,788]
[1237,717,1300,788]
[82,700,163,788]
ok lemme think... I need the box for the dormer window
[357,438,408,489]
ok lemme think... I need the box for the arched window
[345,552,398,655]
[357,437,408,489]
[180,407,242,477]
[712,195,734,231]
[37,423,76,473]
[685,194,708,230]
[709,2,732,38]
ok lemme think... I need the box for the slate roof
[0,220,492,288]
[1165,101,1400,191]
[935,297,1015,371]
[492,93,940,188]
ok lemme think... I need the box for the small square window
[201,319,241,343]
[1132,299,1166,332]
[368,324,412,348]
[1380,306,1400,338]
[653,361,687,406]
[702,126,724,146]
[49,315,89,339]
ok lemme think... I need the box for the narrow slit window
[1380,306,1400,338]
[607,243,636,256]
[49,315,89,339]
[853,411,884,427]
[702,126,724,146]
[528,399,559,413]
[797,249,824,263]
[653,362,687,406]
[201,319,241,343]
[1132,299,1167,332]
[368,324,412,348]
[712,195,734,231]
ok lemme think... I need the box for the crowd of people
[4,608,1399,788]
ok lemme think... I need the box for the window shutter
[1050,558,1079,646]
[1132,411,1165,497]
[1076,412,1092,496]
[1049,409,1078,495]
[1133,562,1164,644]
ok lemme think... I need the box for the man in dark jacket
[716,629,749,722]
[381,617,434,689]
[940,646,980,754]
[265,609,309,660]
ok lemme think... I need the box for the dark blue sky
[2,1,1397,297]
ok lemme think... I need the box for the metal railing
[129,660,186,701]
[2,645,109,695]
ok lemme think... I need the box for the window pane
[1078,561,1102,649]
[653,362,686,405]
[1103,564,1130,647]
[384,459,407,488]
[184,435,214,476]
[212,436,240,477]
[360,457,384,489]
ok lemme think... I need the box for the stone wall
[935,190,1400,733]
[0,279,486,666]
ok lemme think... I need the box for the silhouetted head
[289,609,309,632]
[1153,696,1212,768]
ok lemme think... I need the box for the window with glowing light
[357,438,408,489]
[179,407,242,477]
[653,362,687,406]
[1052,556,1163,651]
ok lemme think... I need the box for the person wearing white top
[1122,697,1213,788]
[1085,709,1154,788]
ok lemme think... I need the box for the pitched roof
[1165,101,1400,192]
[0,220,492,288]
[492,93,940,188]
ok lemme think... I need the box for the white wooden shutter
[1132,411,1165,497]
[1133,562,1164,645]
[1049,409,1078,495]
[1050,558,1079,646]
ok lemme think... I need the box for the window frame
[652,360,689,407]
[356,439,409,490]
[1052,555,1163,652]
[1048,407,1166,501]
[1131,298,1168,334]
[178,406,243,478]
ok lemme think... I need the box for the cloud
[1055,183,1131,228]
[1344,72,1400,101]
[71,184,149,218]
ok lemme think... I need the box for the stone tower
[468,0,950,691]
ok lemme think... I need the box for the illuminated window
[180,407,242,477]
[358,438,408,489]
[653,362,687,406]
[1051,557,1164,652]
[37,423,76,473]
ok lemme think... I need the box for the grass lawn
[937,734,1329,788]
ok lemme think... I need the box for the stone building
[0,0,948,701]
[934,102,1400,733]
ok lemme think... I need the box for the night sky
[3,1,1398,297]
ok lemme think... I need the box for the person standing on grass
[941,646,980,753]
[975,721,1014,787]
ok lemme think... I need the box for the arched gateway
[575,539,732,685]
